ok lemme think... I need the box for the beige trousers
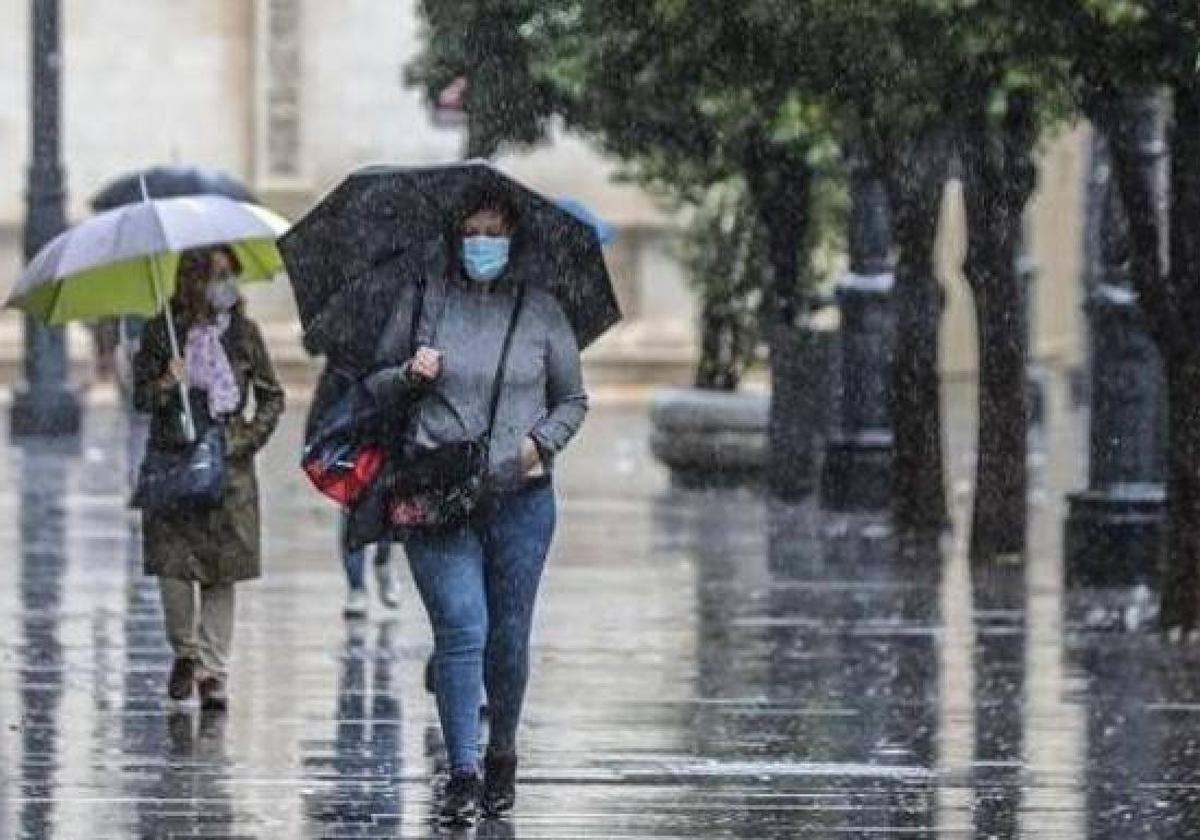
[159,578,236,677]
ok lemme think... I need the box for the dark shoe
[439,770,481,826]
[198,674,229,712]
[167,657,198,702]
[482,750,518,816]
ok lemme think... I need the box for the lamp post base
[1064,488,1166,588]
[820,434,893,512]
[10,383,82,438]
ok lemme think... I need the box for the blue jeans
[405,480,556,771]
[340,511,393,591]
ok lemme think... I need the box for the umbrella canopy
[6,195,288,325]
[91,165,256,212]
[279,162,622,362]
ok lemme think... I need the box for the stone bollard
[1065,109,1167,599]
[648,299,839,492]
[821,157,895,511]
[649,386,769,490]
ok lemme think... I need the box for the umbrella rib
[44,268,69,325]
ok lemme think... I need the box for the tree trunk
[1163,86,1200,630]
[959,90,1039,563]
[966,269,1029,561]
[695,298,741,391]
[884,133,951,533]
[744,140,817,499]
[1163,357,1200,630]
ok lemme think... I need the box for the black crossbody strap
[408,278,428,356]
[484,283,528,441]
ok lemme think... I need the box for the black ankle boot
[440,770,481,825]
[482,749,518,816]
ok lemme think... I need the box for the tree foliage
[408,0,557,158]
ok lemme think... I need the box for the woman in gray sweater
[366,187,587,823]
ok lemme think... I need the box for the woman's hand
[409,347,443,383]
[521,436,544,476]
[159,357,187,389]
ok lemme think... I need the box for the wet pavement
[2,380,1200,838]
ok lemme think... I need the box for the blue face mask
[461,236,511,283]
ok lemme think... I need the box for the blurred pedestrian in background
[339,510,400,618]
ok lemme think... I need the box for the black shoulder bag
[387,282,528,534]
[131,421,227,513]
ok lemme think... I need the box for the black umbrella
[91,165,256,212]
[278,162,621,363]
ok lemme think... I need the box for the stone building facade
[0,0,1085,386]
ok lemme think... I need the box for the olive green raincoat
[133,310,285,583]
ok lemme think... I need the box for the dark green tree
[1038,0,1200,630]
[607,1,1066,554]
[768,2,1069,556]
[756,3,958,535]
[408,0,555,158]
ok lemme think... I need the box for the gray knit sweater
[366,277,588,492]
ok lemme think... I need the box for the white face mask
[206,280,239,312]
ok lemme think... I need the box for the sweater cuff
[529,424,564,458]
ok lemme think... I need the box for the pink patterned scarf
[185,313,240,417]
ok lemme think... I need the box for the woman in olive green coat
[133,246,285,710]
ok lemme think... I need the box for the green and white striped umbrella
[5,194,288,325]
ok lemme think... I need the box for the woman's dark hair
[171,246,244,324]
[210,244,243,275]
[457,184,521,232]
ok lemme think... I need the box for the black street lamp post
[820,152,896,511]
[1064,104,1167,599]
[12,0,80,438]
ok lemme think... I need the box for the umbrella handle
[149,262,195,443]
[165,319,196,444]
[142,175,196,442]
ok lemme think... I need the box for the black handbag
[131,423,228,513]
[387,282,528,535]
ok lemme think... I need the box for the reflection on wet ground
[2,382,1200,838]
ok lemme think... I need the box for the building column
[252,0,307,200]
